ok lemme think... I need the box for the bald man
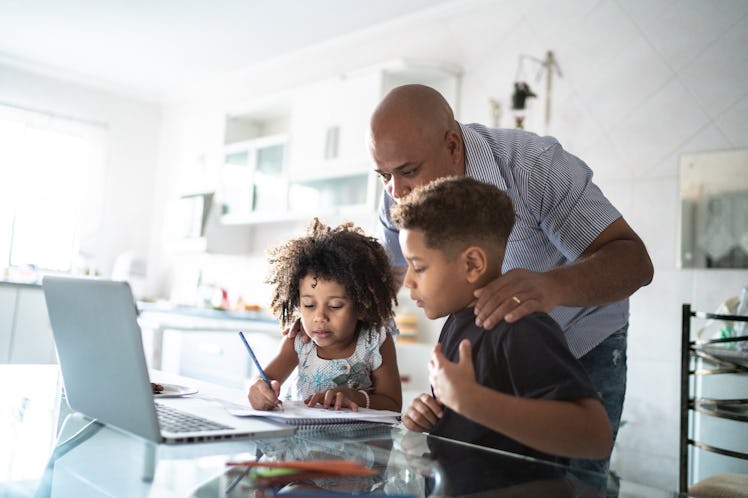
[370,84,653,476]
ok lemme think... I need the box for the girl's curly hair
[266,218,397,329]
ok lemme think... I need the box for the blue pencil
[239,331,283,411]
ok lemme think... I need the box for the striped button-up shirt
[378,122,628,358]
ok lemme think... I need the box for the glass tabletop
[0,365,681,498]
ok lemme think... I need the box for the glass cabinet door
[288,174,370,212]
[219,135,287,223]
[252,142,285,213]
[220,149,252,219]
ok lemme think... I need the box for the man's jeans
[569,326,628,483]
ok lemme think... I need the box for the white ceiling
[0,0,456,101]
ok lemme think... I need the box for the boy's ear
[461,245,488,283]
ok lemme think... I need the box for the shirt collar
[458,122,508,191]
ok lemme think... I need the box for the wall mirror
[679,148,748,269]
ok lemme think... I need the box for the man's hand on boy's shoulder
[402,393,443,432]
[473,268,560,328]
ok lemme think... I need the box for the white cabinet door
[331,72,381,168]
[0,286,16,363]
[161,329,282,390]
[287,72,380,177]
[10,286,56,364]
[286,80,333,174]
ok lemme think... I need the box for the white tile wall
[152,0,748,491]
[716,93,748,147]
[680,15,748,116]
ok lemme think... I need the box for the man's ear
[462,246,488,284]
[445,129,462,163]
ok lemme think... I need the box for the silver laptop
[42,275,295,444]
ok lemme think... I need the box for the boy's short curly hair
[266,218,397,329]
[390,176,515,256]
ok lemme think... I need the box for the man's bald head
[370,84,457,146]
[368,84,465,201]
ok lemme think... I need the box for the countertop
[137,300,277,323]
[0,277,277,324]
[0,278,42,288]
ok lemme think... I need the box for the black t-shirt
[430,307,600,464]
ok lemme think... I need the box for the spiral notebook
[227,400,401,427]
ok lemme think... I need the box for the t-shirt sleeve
[499,314,600,401]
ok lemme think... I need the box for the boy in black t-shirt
[390,176,612,463]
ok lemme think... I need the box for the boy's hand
[429,340,476,410]
[247,377,282,411]
[280,317,311,344]
[305,388,362,411]
[402,393,443,432]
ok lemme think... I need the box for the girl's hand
[247,377,282,411]
[402,393,443,432]
[305,388,364,411]
[429,340,476,410]
[280,317,311,344]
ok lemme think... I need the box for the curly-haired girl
[247,218,402,412]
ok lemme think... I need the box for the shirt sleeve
[377,192,406,267]
[499,314,600,401]
[523,142,621,261]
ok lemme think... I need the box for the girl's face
[298,275,360,353]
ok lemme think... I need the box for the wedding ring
[512,296,521,305]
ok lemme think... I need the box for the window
[0,104,107,272]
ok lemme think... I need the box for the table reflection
[187,424,607,497]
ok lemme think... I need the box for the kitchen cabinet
[139,307,282,390]
[286,72,380,176]
[215,59,462,226]
[166,191,214,253]
[160,329,281,390]
[161,105,226,253]
[219,134,288,224]
[0,286,15,362]
[0,283,56,364]
[288,172,379,217]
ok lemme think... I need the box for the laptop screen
[43,276,161,441]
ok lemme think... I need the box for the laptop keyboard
[155,402,233,433]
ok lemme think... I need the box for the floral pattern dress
[291,325,389,401]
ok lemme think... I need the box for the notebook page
[226,400,401,425]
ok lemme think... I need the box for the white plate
[153,383,198,398]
